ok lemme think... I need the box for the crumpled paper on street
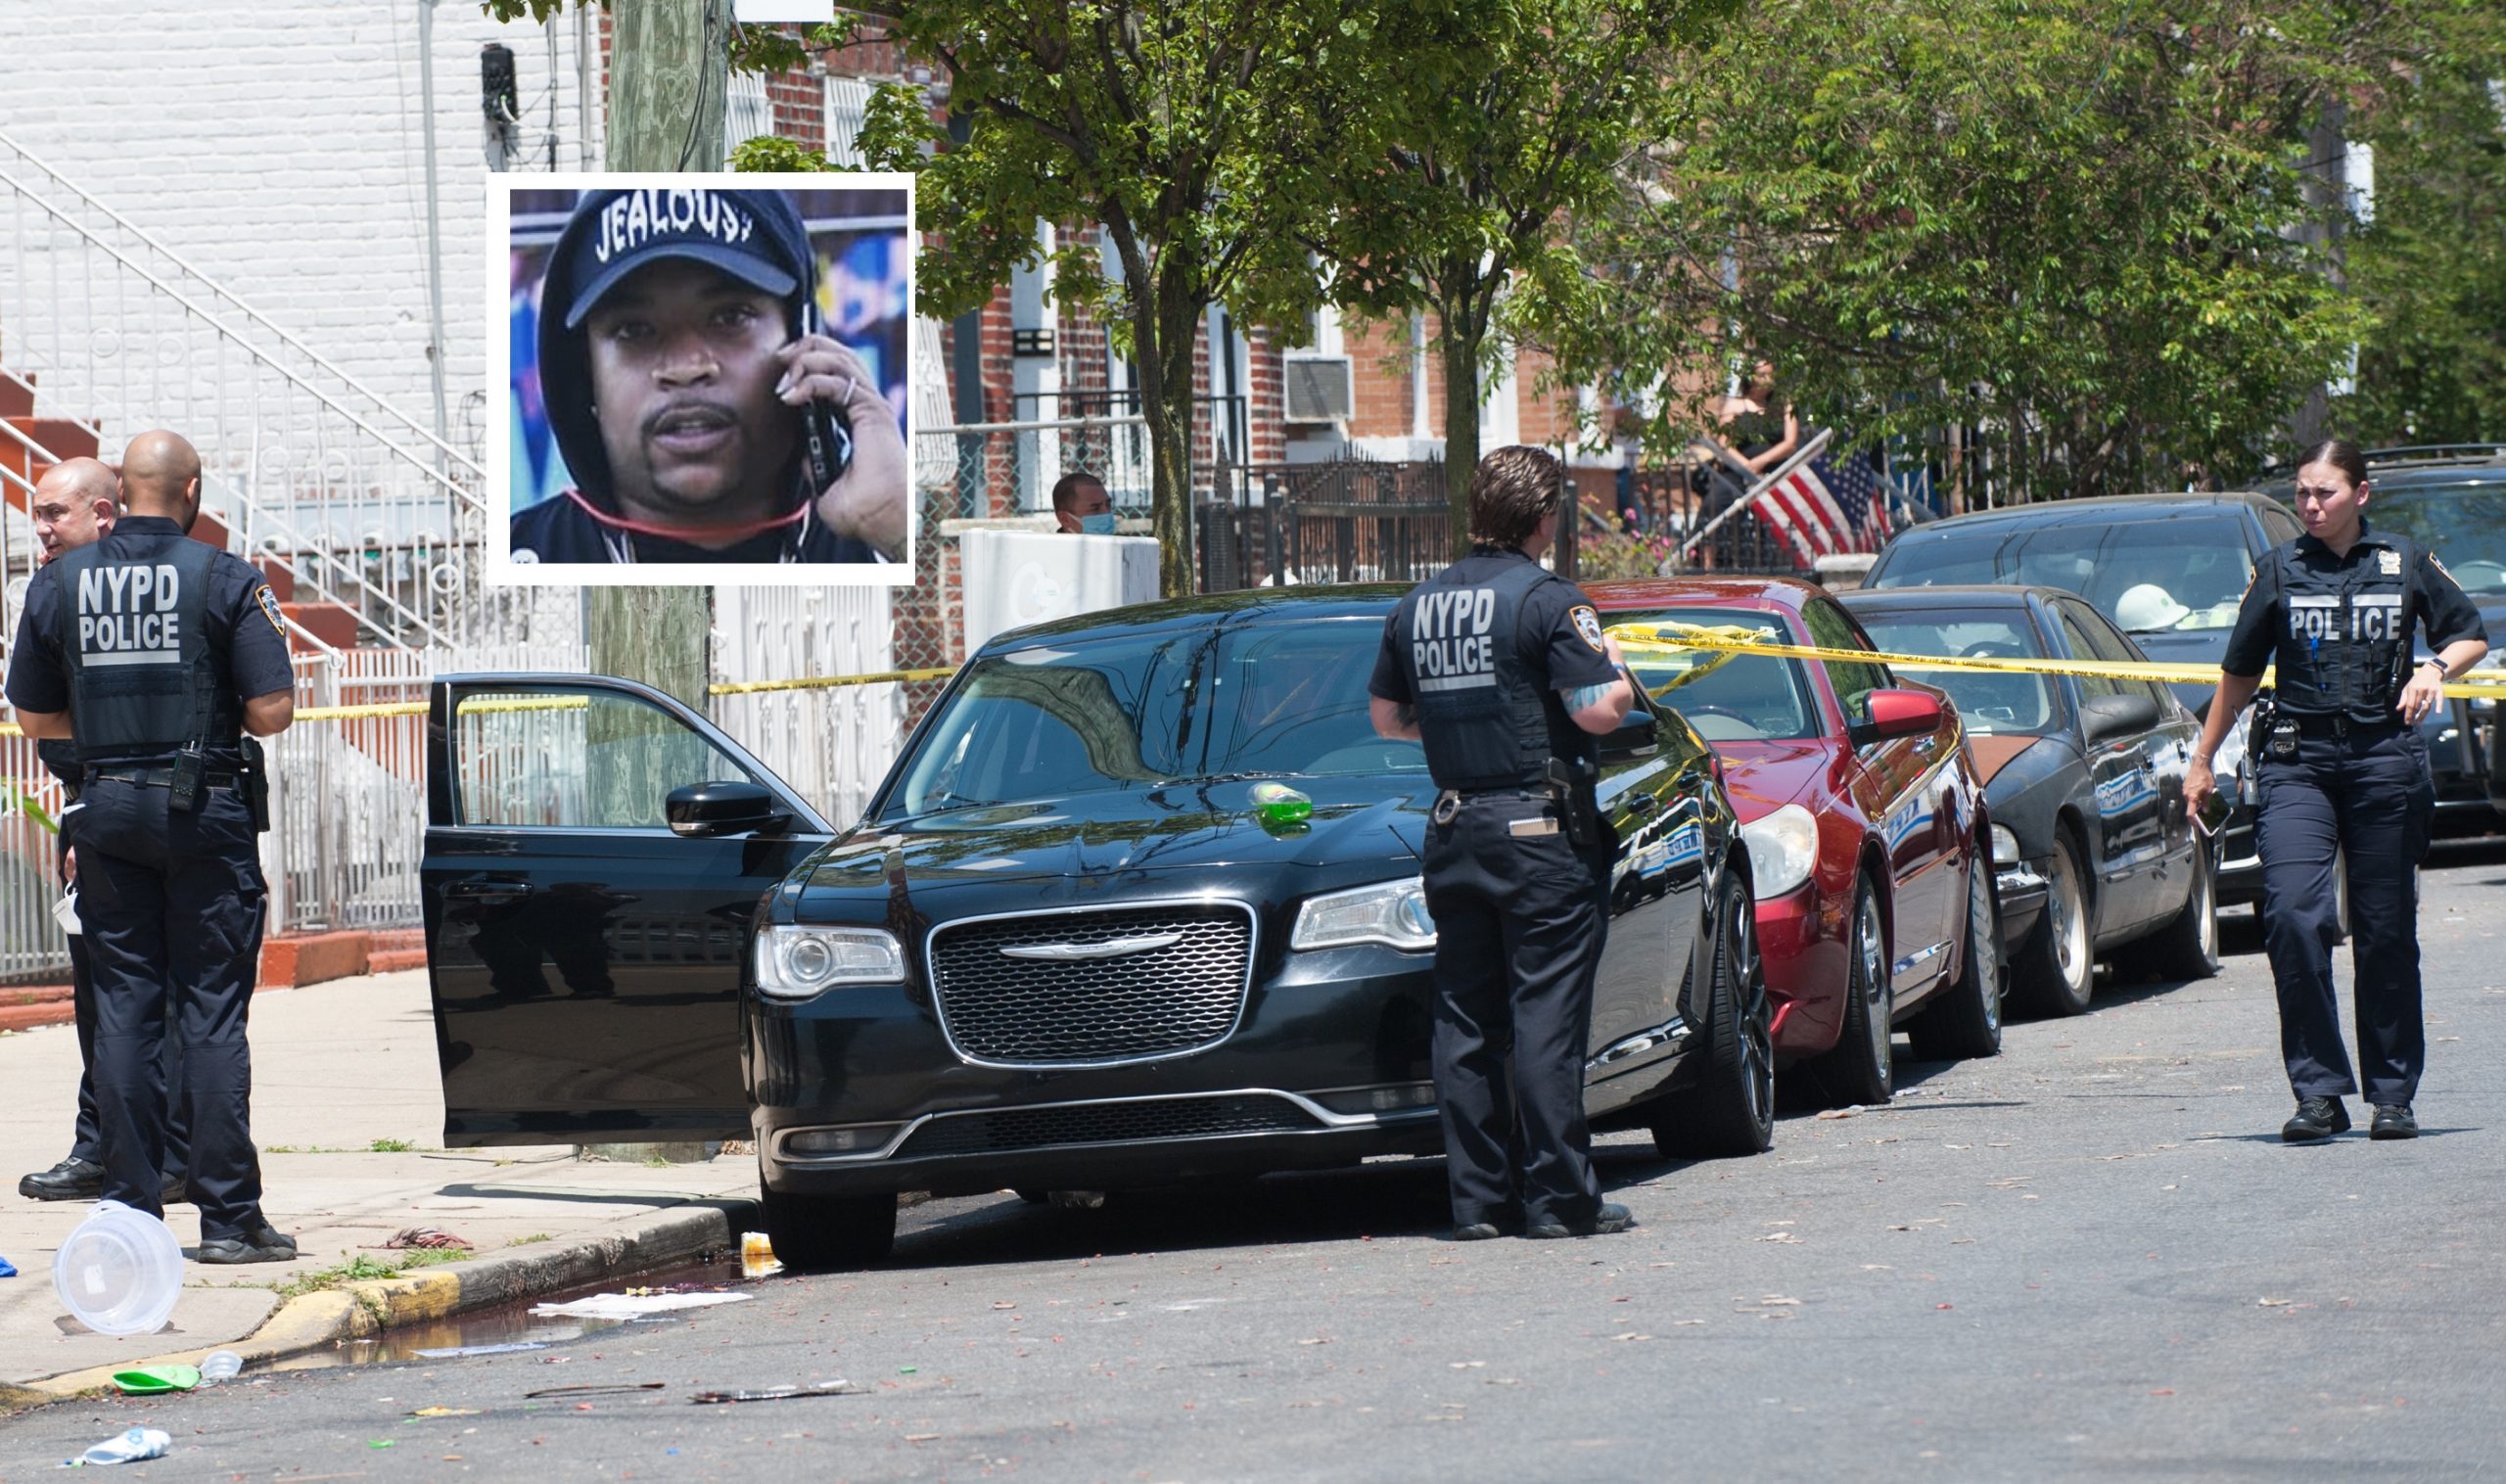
[530,1291,754,1321]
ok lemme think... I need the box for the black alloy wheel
[1909,851,2005,1061]
[1651,868,1777,1158]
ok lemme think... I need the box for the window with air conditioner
[1282,356,1354,423]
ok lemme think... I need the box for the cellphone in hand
[797,304,854,493]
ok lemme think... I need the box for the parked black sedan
[1861,492,2297,907]
[421,588,1766,1270]
[1840,586,2217,1017]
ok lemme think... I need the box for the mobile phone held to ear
[798,303,855,494]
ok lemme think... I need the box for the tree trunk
[1437,289,1483,557]
[1133,259,1206,598]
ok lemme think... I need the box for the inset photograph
[492,176,913,581]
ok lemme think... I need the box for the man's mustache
[643,397,741,440]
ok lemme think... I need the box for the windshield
[1615,607,1821,742]
[1872,512,2255,632]
[1853,612,2058,736]
[883,618,1423,817]
[2371,485,2506,595]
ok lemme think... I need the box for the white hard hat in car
[2115,582,2191,632]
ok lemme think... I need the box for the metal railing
[1202,458,1453,591]
[0,129,493,657]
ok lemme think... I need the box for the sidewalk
[0,967,760,1398]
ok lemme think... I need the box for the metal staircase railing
[0,128,496,651]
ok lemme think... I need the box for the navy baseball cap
[557,187,810,329]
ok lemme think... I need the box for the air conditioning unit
[1282,355,1356,423]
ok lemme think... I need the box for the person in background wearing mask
[1052,473,1116,534]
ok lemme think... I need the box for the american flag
[1749,443,1894,567]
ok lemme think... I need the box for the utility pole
[586,0,729,721]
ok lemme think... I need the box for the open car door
[422,673,835,1146]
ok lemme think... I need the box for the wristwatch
[2420,658,2448,678]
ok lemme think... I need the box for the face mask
[1079,512,1117,535]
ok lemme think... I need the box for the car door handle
[445,877,534,905]
[1625,793,1660,813]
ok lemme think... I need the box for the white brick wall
[0,0,599,448]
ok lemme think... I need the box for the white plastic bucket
[52,1200,184,1337]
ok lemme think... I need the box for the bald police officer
[6,431,299,1261]
[1369,446,1641,1240]
[2186,439,2487,1142]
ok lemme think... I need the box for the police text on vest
[76,563,184,667]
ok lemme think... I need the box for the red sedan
[1588,577,2003,1105]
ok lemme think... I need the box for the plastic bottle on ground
[76,1426,171,1465]
[199,1350,243,1384]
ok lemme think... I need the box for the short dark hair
[2295,439,2369,487]
[1468,445,1565,547]
[1050,472,1107,513]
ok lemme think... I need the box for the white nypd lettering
[73,562,183,667]
[594,188,757,264]
[1412,585,1500,692]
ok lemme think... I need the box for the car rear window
[1613,606,1821,743]
[886,618,1424,816]
[2369,484,2506,595]
[1869,512,2255,631]
[1851,611,2059,736]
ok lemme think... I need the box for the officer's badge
[2379,550,2401,576]
[255,585,286,637]
[1570,605,1606,653]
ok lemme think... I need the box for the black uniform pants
[63,807,189,1183]
[1422,791,1608,1229]
[71,776,269,1239]
[2255,723,2436,1106]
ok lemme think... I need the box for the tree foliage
[1546,0,2385,501]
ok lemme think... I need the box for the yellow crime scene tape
[0,666,967,735]
[1607,621,2506,702]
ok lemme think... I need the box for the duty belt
[91,765,243,790]
[2285,712,2400,740]
[1429,785,1551,824]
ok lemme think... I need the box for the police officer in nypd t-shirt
[1369,445,1641,1241]
[5,430,301,1263]
[2185,438,2486,1144]
[513,186,908,566]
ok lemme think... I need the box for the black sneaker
[2282,1096,2350,1141]
[1451,1222,1506,1241]
[197,1224,299,1265]
[1526,1203,1635,1239]
[2369,1104,2418,1140]
[17,1155,104,1202]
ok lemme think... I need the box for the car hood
[789,774,1435,920]
[1965,734,2045,786]
[1706,740,1828,821]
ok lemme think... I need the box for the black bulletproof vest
[1394,552,1573,791]
[52,538,221,763]
[2270,532,2421,723]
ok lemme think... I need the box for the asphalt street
[5,839,2503,1483]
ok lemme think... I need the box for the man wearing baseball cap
[514,187,908,565]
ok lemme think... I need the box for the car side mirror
[1848,687,1942,747]
[1598,707,1660,767]
[2080,691,2159,743]
[667,780,789,838]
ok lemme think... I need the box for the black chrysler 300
[421,589,1765,1269]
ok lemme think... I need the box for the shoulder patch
[2428,552,2455,584]
[1569,605,1607,654]
[255,585,287,637]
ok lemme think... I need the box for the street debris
[199,1351,242,1385]
[69,1426,171,1466]
[691,1380,858,1405]
[411,1341,548,1359]
[530,1291,754,1321]
[0,1255,16,1277]
[741,1231,782,1279]
[525,1383,666,1399]
[110,1365,200,1394]
[379,1227,471,1251]
[408,1406,483,1418]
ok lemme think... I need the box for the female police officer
[2184,440,2487,1142]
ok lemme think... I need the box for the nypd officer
[5,431,300,1262]
[1369,445,1640,1240]
[2185,439,2487,1142]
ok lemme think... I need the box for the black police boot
[2369,1104,2418,1140]
[1451,1222,1506,1241]
[18,1155,105,1202]
[1526,1202,1636,1239]
[2281,1096,2350,1142]
[197,1224,299,1265]
[160,1176,192,1206]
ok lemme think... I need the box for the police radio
[797,302,854,497]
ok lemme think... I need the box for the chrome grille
[927,903,1254,1065]
[896,1094,1316,1159]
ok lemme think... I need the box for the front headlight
[754,924,907,1000]
[1989,822,2021,865]
[1740,804,1819,898]
[1292,877,1437,952]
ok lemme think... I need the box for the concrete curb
[8,1195,759,1411]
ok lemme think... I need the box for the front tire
[2011,832,2093,1018]
[1809,874,1892,1105]
[2128,843,2218,982]
[1909,851,2004,1061]
[761,1183,896,1273]
[1651,869,1776,1158]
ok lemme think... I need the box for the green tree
[854,1,1405,596]
[1554,0,2373,502]
[1311,0,1731,549]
